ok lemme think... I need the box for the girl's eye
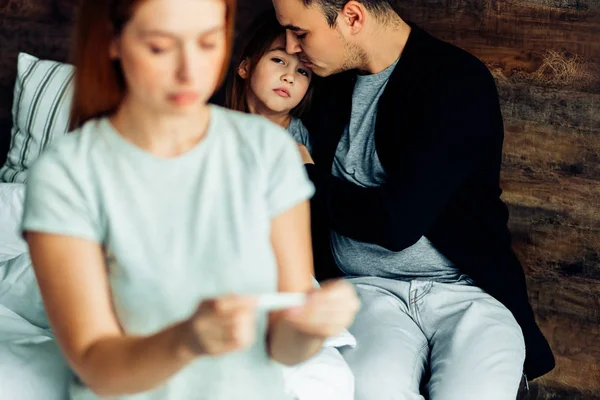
[298,68,309,77]
[271,57,285,65]
[296,33,307,40]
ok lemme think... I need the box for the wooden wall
[0,0,598,398]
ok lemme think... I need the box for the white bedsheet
[282,346,355,400]
[0,252,48,329]
[0,184,27,262]
[0,303,70,400]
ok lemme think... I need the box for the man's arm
[327,72,503,252]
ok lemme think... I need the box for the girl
[224,13,356,400]
[21,1,359,399]
[226,11,313,160]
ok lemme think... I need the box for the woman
[21,0,359,399]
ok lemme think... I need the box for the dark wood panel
[396,0,600,58]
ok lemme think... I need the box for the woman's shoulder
[213,106,278,131]
[211,107,302,177]
[212,106,296,149]
[30,118,107,176]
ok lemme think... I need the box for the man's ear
[109,38,121,60]
[340,1,366,34]
[237,58,250,79]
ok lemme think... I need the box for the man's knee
[428,300,526,400]
[476,299,526,367]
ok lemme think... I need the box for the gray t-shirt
[21,106,314,400]
[286,117,312,154]
[331,60,462,282]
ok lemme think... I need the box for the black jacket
[302,23,555,380]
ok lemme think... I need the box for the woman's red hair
[69,0,236,131]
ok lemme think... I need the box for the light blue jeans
[340,275,525,400]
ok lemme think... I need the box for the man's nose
[285,30,302,54]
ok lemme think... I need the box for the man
[271,0,555,399]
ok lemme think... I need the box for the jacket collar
[333,22,434,87]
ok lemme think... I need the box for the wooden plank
[395,0,600,58]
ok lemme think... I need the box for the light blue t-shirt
[21,105,314,400]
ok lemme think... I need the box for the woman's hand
[297,144,314,165]
[181,295,259,357]
[280,279,360,338]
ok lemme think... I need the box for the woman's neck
[110,96,211,158]
[246,93,291,129]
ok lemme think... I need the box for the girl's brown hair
[226,10,313,119]
[69,0,236,131]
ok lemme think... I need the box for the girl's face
[110,0,227,115]
[240,35,312,115]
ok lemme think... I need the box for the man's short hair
[302,0,396,27]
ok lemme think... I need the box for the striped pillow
[0,53,74,183]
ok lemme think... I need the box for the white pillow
[0,53,74,183]
[0,183,27,262]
